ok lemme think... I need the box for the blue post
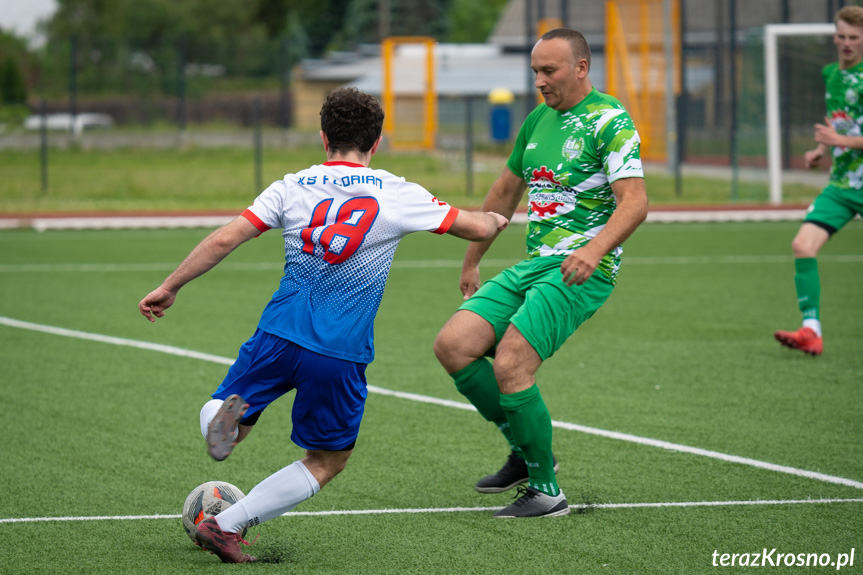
[488,88,514,143]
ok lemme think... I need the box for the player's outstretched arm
[138,216,261,322]
[457,168,527,298]
[446,210,509,241]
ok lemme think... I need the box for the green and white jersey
[823,61,863,190]
[506,88,643,283]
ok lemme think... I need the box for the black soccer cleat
[493,486,571,518]
[474,451,559,493]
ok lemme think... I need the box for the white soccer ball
[181,480,247,542]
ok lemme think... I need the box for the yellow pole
[381,36,437,150]
[606,1,617,98]
[640,0,650,93]
[673,0,681,94]
[611,2,650,152]
[424,37,437,150]
[382,38,395,137]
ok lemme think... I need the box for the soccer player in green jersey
[434,28,648,518]
[775,6,863,357]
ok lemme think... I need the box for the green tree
[39,0,275,95]
[392,0,453,39]
[0,58,28,104]
[446,0,509,43]
[0,30,30,104]
[34,0,510,101]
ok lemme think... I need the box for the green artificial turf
[1,221,861,574]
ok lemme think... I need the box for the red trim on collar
[323,161,365,167]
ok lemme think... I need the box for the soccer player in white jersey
[138,88,508,563]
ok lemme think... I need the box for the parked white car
[25,113,114,136]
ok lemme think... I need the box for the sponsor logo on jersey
[562,136,585,160]
[528,167,574,218]
[529,200,564,218]
[830,110,857,134]
[530,166,562,187]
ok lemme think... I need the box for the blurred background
[0,0,858,204]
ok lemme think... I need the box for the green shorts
[459,256,614,361]
[805,185,863,234]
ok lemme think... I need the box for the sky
[0,0,57,42]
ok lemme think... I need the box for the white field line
[1,254,862,274]
[366,387,863,491]
[0,317,234,366]
[0,210,808,231]
[2,498,862,524]
[3,317,863,493]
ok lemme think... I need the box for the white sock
[802,319,822,337]
[199,399,238,440]
[215,461,320,533]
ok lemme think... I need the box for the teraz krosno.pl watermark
[712,549,855,570]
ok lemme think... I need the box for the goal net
[755,23,835,204]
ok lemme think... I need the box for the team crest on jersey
[562,136,585,160]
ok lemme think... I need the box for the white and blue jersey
[242,161,458,364]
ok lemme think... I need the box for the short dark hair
[540,28,591,71]
[320,88,385,154]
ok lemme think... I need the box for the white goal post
[765,23,836,205]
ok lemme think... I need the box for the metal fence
[1,0,859,176]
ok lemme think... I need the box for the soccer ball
[181,480,247,542]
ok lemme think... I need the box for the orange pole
[381,36,437,150]
[606,1,617,98]
[425,38,437,149]
[382,39,395,136]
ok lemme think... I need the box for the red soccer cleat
[774,327,823,356]
[195,517,257,563]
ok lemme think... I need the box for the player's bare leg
[433,310,497,373]
[791,222,830,259]
[300,449,353,488]
[492,325,541,395]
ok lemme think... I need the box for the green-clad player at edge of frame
[775,5,863,357]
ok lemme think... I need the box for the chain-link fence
[0,0,859,173]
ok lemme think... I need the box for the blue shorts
[212,328,368,451]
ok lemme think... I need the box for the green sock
[499,384,559,496]
[794,257,820,321]
[452,359,521,456]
